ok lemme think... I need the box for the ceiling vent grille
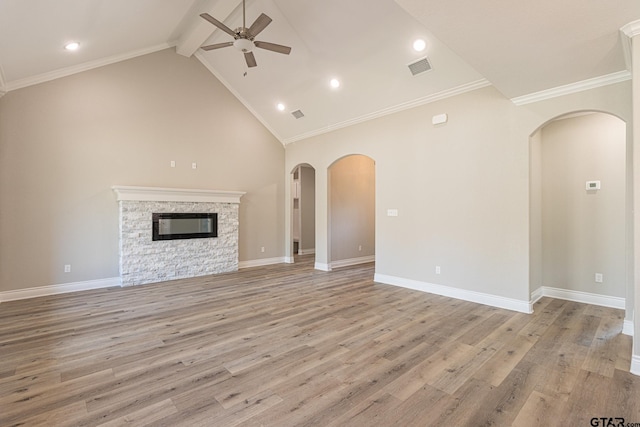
[291,109,305,119]
[408,57,432,76]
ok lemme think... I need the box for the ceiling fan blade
[200,41,234,51]
[248,13,272,38]
[200,13,237,38]
[254,41,291,55]
[244,51,257,68]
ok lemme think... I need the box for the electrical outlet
[435,266,441,274]
[192,162,197,169]
[358,245,362,251]
[64,264,71,273]
[261,247,265,253]
[170,160,176,168]
[595,273,603,283]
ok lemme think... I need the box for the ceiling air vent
[291,109,305,119]
[408,57,432,76]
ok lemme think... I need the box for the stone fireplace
[112,186,245,286]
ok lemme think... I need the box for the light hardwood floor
[1,255,639,426]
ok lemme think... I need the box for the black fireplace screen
[152,213,218,241]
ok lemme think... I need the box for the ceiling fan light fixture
[234,38,254,53]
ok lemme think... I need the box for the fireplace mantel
[112,186,245,204]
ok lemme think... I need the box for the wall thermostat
[586,180,601,191]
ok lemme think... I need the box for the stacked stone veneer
[118,200,239,286]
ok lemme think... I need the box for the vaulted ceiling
[1,0,639,144]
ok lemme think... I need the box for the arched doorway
[327,155,375,269]
[529,111,629,325]
[290,164,316,261]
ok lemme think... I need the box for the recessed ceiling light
[413,39,426,52]
[277,103,285,111]
[330,78,340,89]
[64,42,80,51]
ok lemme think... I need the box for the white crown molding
[112,185,245,204]
[4,43,174,92]
[331,255,375,269]
[239,257,286,269]
[283,79,491,145]
[621,20,640,71]
[0,277,121,303]
[621,20,640,38]
[375,273,532,314]
[194,51,286,146]
[621,31,633,72]
[511,71,632,106]
[536,286,625,309]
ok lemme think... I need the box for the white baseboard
[238,257,286,269]
[298,248,316,255]
[284,256,295,264]
[530,287,544,305]
[0,277,121,303]
[538,286,625,310]
[631,355,640,376]
[374,273,532,314]
[331,255,375,269]
[314,262,331,272]
[622,320,634,336]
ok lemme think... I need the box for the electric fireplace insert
[152,213,218,241]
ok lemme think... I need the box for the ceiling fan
[199,0,292,68]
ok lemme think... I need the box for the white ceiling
[1,0,638,144]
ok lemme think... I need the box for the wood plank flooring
[1,255,639,426]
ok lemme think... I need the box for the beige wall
[285,82,632,303]
[538,113,626,297]
[329,155,375,262]
[0,48,284,292]
[300,165,316,252]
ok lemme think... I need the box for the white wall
[285,82,632,308]
[539,113,626,297]
[0,48,285,293]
